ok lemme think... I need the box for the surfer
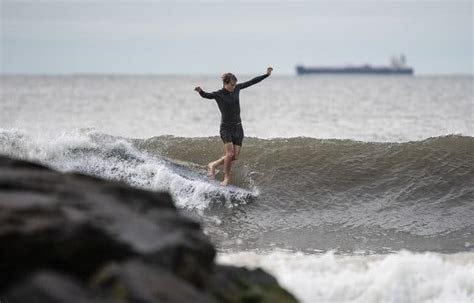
[194,67,273,186]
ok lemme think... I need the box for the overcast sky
[1,0,472,75]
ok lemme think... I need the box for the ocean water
[1,74,473,302]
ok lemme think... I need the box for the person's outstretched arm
[237,67,273,90]
[194,86,216,99]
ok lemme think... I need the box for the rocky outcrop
[0,156,298,303]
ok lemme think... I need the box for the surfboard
[159,157,255,198]
[205,177,254,196]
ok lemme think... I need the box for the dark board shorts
[220,123,244,146]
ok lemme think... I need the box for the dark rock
[4,271,114,303]
[91,259,217,303]
[210,265,298,303]
[0,155,298,302]
[0,155,214,290]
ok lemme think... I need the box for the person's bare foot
[221,177,230,186]
[207,162,216,179]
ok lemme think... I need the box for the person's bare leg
[233,145,241,161]
[209,144,240,180]
[208,156,224,179]
[221,143,234,186]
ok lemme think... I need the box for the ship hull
[296,65,414,75]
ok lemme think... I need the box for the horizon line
[1,72,473,77]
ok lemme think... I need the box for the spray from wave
[0,128,255,210]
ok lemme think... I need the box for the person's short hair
[221,73,237,84]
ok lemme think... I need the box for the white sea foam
[0,128,255,210]
[217,250,474,303]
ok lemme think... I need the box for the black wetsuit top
[199,74,269,125]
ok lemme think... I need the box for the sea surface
[1,74,473,302]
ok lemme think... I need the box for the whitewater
[1,74,473,302]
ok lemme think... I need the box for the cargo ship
[296,55,414,75]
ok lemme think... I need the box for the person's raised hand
[267,67,273,76]
[194,86,202,92]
